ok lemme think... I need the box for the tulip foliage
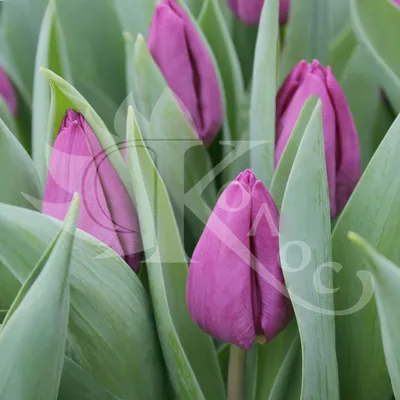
[1,0,400,399]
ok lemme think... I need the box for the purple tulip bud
[187,169,293,349]
[276,60,361,218]
[227,0,291,25]
[42,110,142,271]
[0,67,17,115]
[148,0,223,144]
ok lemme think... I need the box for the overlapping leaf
[126,107,225,400]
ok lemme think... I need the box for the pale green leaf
[0,118,42,209]
[0,204,166,399]
[351,0,400,112]
[348,233,400,400]
[332,114,400,399]
[32,3,71,182]
[270,97,318,209]
[53,0,126,129]
[198,0,245,141]
[0,196,79,399]
[249,0,279,187]
[280,0,330,85]
[126,107,225,400]
[129,35,217,238]
[1,0,48,103]
[280,102,339,399]
[339,46,380,170]
[115,0,157,40]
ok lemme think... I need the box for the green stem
[227,345,246,400]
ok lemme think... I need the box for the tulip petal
[251,181,293,340]
[187,181,255,349]
[43,110,141,270]
[227,0,264,25]
[326,68,361,213]
[276,67,338,216]
[149,0,223,144]
[148,3,199,131]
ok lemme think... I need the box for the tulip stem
[227,345,246,400]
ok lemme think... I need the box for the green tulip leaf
[32,3,72,182]
[280,102,339,399]
[198,0,245,142]
[59,357,121,400]
[270,97,318,209]
[348,232,400,400]
[0,118,42,209]
[351,0,400,112]
[338,46,380,170]
[0,204,166,399]
[249,0,279,187]
[280,0,330,85]
[0,97,18,138]
[332,113,400,399]
[114,0,157,40]
[129,35,217,239]
[126,107,225,400]
[0,0,48,104]
[0,196,78,399]
[52,0,126,129]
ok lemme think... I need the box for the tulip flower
[0,67,17,115]
[227,0,291,25]
[42,109,141,271]
[276,60,361,218]
[187,170,293,350]
[148,0,223,144]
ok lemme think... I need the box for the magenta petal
[276,69,338,217]
[279,0,290,24]
[0,68,17,115]
[325,68,361,214]
[148,0,223,144]
[43,110,141,271]
[251,181,293,340]
[148,3,199,129]
[227,0,264,25]
[187,180,255,349]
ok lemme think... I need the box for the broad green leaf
[0,119,42,209]
[348,233,400,400]
[232,21,258,88]
[351,0,400,112]
[329,26,357,79]
[0,97,18,137]
[329,0,350,42]
[1,0,48,103]
[0,262,20,311]
[126,108,225,400]
[270,97,318,209]
[114,0,156,40]
[0,196,78,399]
[59,357,120,400]
[129,36,216,237]
[0,204,166,399]
[42,69,135,201]
[32,4,71,182]
[249,0,279,187]
[256,323,301,400]
[332,114,400,399]
[53,0,126,129]
[280,0,330,85]
[339,47,380,170]
[198,0,245,141]
[183,0,204,17]
[280,102,339,399]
